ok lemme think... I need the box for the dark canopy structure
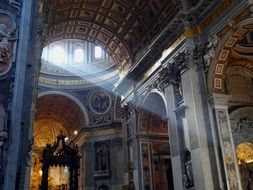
[40,133,81,190]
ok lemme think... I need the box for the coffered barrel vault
[36,94,86,133]
[46,0,181,71]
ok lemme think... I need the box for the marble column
[209,93,242,190]
[130,107,142,190]
[123,102,142,190]
[180,57,215,189]
[3,1,38,190]
[164,83,184,190]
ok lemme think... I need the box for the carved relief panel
[0,12,17,77]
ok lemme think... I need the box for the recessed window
[51,45,65,64]
[74,48,84,63]
[94,46,102,59]
[41,47,49,61]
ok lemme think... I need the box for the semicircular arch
[38,90,89,126]
[207,19,253,93]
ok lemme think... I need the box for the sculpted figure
[183,149,194,188]
[203,34,220,72]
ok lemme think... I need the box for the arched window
[74,48,84,63]
[94,46,102,59]
[51,45,65,64]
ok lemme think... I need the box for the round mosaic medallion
[90,91,111,114]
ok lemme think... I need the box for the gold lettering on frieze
[90,129,115,137]
[145,34,186,77]
[193,0,236,34]
[83,127,122,137]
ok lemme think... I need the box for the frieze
[186,0,237,35]
[90,114,112,125]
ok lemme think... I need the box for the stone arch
[138,91,174,190]
[207,19,253,93]
[138,89,168,134]
[38,90,89,125]
[225,66,253,104]
[141,90,168,118]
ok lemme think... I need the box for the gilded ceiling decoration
[34,119,68,148]
[35,94,85,134]
[46,0,181,71]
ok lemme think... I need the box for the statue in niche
[203,34,220,72]
[96,143,110,171]
[183,149,194,188]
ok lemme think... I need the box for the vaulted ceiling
[35,94,85,133]
[45,0,182,71]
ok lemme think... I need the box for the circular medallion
[90,91,111,114]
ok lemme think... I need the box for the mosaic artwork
[90,91,111,114]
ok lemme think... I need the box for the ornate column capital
[208,93,231,109]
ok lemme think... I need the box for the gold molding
[185,0,237,36]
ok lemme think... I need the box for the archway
[30,93,86,190]
[138,92,174,190]
[207,20,253,189]
[208,21,253,93]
